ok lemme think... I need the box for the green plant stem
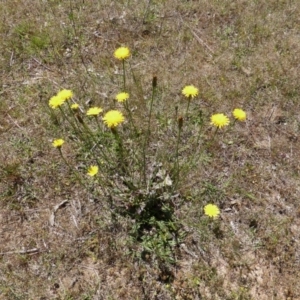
[147,82,156,139]
[188,126,221,171]
[142,81,156,185]
[65,102,85,136]
[185,96,191,116]
[59,103,84,140]
[121,60,138,133]
[123,101,138,135]
[90,160,126,195]
[111,127,127,175]
[68,0,89,74]
[212,127,219,140]
[80,118,112,164]
[121,59,138,134]
[95,116,102,132]
[58,106,81,136]
[206,127,219,149]
[122,60,126,91]
[58,148,84,185]
[194,118,205,148]
[174,124,182,189]
[225,119,236,134]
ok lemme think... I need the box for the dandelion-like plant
[86,107,103,116]
[49,90,73,109]
[52,138,64,148]
[114,47,131,60]
[204,204,220,218]
[71,103,79,110]
[114,46,130,91]
[233,108,246,121]
[46,45,250,265]
[87,165,99,177]
[182,85,199,99]
[57,89,73,102]
[115,92,129,103]
[49,95,65,109]
[210,113,230,129]
[182,85,199,115]
[103,110,125,128]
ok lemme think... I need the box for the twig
[0,248,40,255]
[31,57,54,72]
[190,29,214,57]
[49,200,69,226]
[7,113,25,131]
[10,51,14,67]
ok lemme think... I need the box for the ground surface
[1,0,300,299]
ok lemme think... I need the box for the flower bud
[178,116,183,129]
[152,75,157,88]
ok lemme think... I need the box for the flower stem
[204,127,219,153]
[79,118,112,164]
[111,127,126,175]
[225,119,236,134]
[58,106,80,135]
[123,100,138,135]
[174,117,183,189]
[185,96,191,116]
[142,76,157,185]
[122,60,126,91]
[58,148,84,185]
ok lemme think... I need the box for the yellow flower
[210,113,230,128]
[49,95,64,109]
[87,165,98,177]
[57,89,73,102]
[114,47,131,60]
[182,85,199,98]
[233,108,246,121]
[71,103,79,110]
[52,139,64,148]
[115,92,129,103]
[103,110,125,128]
[204,204,220,218]
[87,107,103,116]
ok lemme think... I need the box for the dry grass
[1,0,300,299]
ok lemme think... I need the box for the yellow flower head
[87,107,103,116]
[87,165,98,177]
[114,47,131,60]
[210,113,230,128]
[233,108,246,121]
[52,139,64,148]
[49,95,64,109]
[103,110,125,128]
[204,204,220,218]
[115,92,129,103]
[182,85,199,98]
[71,103,79,110]
[57,89,73,102]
